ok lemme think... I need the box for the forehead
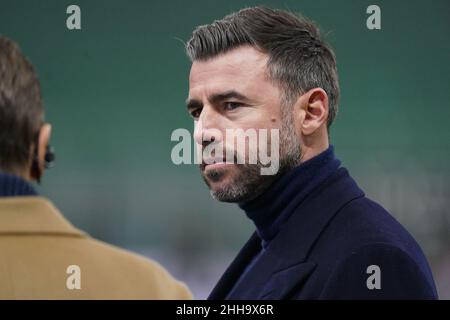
[189,46,271,96]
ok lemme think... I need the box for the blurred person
[185,6,438,299]
[0,36,191,299]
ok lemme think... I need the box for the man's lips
[204,163,231,172]
[201,156,233,170]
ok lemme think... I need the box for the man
[185,6,438,299]
[0,36,191,299]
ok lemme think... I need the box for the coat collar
[0,172,37,197]
[208,167,365,300]
[240,145,340,248]
[0,196,87,238]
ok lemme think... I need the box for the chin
[202,168,240,201]
[201,164,266,203]
[209,185,247,203]
[204,169,233,190]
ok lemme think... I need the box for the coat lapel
[208,233,261,300]
[210,168,365,300]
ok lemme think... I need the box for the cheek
[234,107,281,130]
[263,102,283,129]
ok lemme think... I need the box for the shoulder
[314,196,438,299]
[79,237,192,299]
[318,242,438,299]
[331,195,424,255]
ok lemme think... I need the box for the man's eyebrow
[186,98,202,111]
[209,90,250,105]
[186,90,250,111]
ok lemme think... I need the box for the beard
[200,105,302,203]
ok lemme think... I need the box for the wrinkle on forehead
[189,46,273,99]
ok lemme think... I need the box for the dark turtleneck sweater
[227,145,341,297]
[0,172,37,197]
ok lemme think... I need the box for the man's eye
[190,108,201,118]
[224,102,242,111]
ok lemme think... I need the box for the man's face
[187,46,301,202]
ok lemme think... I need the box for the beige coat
[0,196,192,299]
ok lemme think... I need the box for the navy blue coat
[208,168,438,299]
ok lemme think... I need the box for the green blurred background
[1,0,449,298]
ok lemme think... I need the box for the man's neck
[0,172,37,197]
[298,140,330,164]
[240,145,340,248]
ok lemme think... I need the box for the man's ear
[30,123,52,181]
[294,88,329,136]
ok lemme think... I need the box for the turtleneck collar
[239,145,340,248]
[0,172,38,197]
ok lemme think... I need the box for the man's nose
[193,107,223,146]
